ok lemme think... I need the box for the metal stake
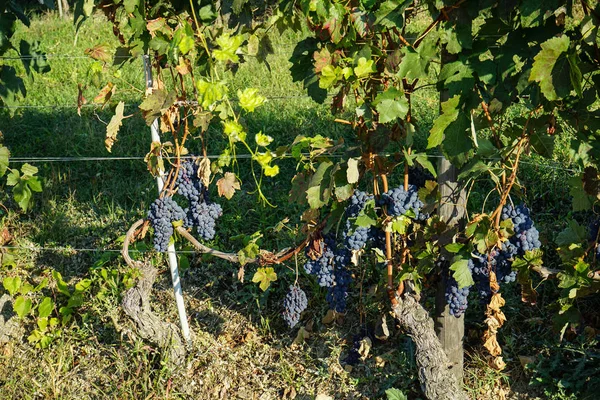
[142,55,191,344]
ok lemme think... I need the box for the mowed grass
[0,11,597,400]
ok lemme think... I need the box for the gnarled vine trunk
[121,261,187,365]
[392,294,470,400]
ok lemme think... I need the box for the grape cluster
[445,274,471,317]
[407,165,435,189]
[177,159,222,241]
[379,185,426,220]
[344,222,371,251]
[438,257,473,317]
[346,190,373,218]
[147,197,186,252]
[471,204,541,302]
[502,205,541,253]
[282,285,308,329]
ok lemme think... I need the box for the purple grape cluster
[177,159,222,241]
[346,190,374,218]
[471,204,541,302]
[438,257,473,317]
[147,197,186,252]
[282,285,308,328]
[379,185,426,220]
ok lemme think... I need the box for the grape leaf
[346,158,359,183]
[139,89,176,126]
[84,44,112,64]
[556,220,587,247]
[373,87,408,124]
[252,267,277,291]
[217,172,240,200]
[385,388,407,400]
[529,35,570,101]
[37,297,53,319]
[2,276,21,296]
[397,39,437,80]
[14,296,32,319]
[105,101,125,153]
[441,113,474,166]
[0,146,10,177]
[450,258,474,289]
[427,95,460,149]
[238,88,266,112]
[354,57,376,78]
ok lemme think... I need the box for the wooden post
[435,155,466,382]
[434,7,469,383]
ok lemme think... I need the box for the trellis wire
[5,154,583,174]
[0,245,198,255]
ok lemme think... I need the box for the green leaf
[306,161,334,209]
[0,146,9,177]
[427,95,460,149]
[450,258,474,289]
[213,33,244,63]
[196,80,227,110]
[37,297,53,318]
[353,57,376,78]
[556,220,587,247]
[319,64,342,89]
[6,169,19,186]
[373,87,408,124]
[75,278,92,293]
[12,180,33,212]
[139,89,177,126]
[20,163,38,178]
[441,114,474,166]
[3,276,21,296]
[374,1,406,29]
[397,39,437,80]
[445,243,464,253]
[385,388,407,400]
[391,215,411,234]
[123,0,139,12]
[252,267,277,291]
[52,270,71,296]
[238,88,266,112]
[14,296,32,318]
[529,35,570,101]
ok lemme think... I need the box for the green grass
[0,10,598,400]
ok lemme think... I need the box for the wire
[0,244,197,255]
[0,94,330,109]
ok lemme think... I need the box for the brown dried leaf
[216,172,240,200]
[292,327,310,346]
[518,355,535,369]
[105,101,125,152]
[483,332,502,356]
[358,337,372,360]
[322,309,337,324]
[77,83,87,116]
[583,166,600,199]
[196,157,211,188]
[237,265,245,282]
[488,292,506,312]
[85,44,112,63]
[143,141,164,177]
[0,228,12,246]
[489,356,506,371]
[93,82,115,108]
[175,57,191,75]
[489,270,500,293]
[375,314,390,341]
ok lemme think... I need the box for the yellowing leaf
[213,33,244,63]
[263,164,279,177]
[217,172,240,199]
[222,120,246,142]
[353,57,376,78]
[255,132,273,147]
[238,88,266,112]
[252,267,277,291]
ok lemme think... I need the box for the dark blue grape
[147,197,186,252]
[282,285,308,328]
[380,185,426,220]
[346,190,373,218]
